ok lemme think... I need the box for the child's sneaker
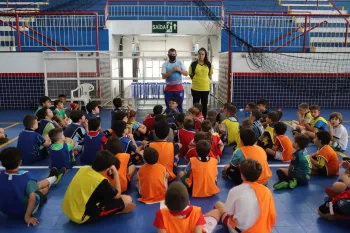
[54,167,67,185]
[288,179,297,189]
[221,170,228,179]
[47,167,59,178]
[273,181,289,190]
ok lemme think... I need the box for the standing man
[161,48,188,112]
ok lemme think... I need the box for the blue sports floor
[0,109,350,233]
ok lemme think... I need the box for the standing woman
[189,48,213,119]
[161,48,188,113]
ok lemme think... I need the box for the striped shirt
[252,120,264,141]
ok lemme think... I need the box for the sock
[46,176,57,187]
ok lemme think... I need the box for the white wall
[0,53,43,72]
[0,52,97,73]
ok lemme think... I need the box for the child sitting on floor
[219,104,239,146]
[81,118,108,165]
[325,159,350,198]
[64,110,88,154]
[164,98,180,116]
[257,98,269,123]
[36,107,60,137]
[222,128,272,185]
[257,111,279,150]
[137,147,169,204]
[292,103,312,135]
[187,107,201,131]
[58,94,79,114]
[153,182,221,233]
[328,112,348,152]
[174,112,185,134]
[249,109,264,142]
[62,151,136,224]
[35,96,51,116]
[207,109,220,133]
[266,122,293,162]
[178,117,196,155]
[186,131,216,160]
[113,120,143,165]
[48,128,75,170]
[0,147,65,227]
[86,101,100,121]
[105,136,136,193]
[201,120,224,159]
[111,97,129,128]
[303,105,328,139]
[273,133,311,190]
[143,105,163,137]
[17,115,51,164]
[310,131,339,177]
[128,109,147,141]
[193,103,204,121]
[244,102,257,118]
[149,119,182,181]
[0,127,9,144]
[179,140,220,197]
[214,159,276,233]
[52,99,70,128]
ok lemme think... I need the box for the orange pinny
[149,142,176,181]
[317,145,339,176]
[105,153,131,192]
[275,135,293,162]
[138,163,167,203]
[190,157,220,197]
[161,206,203,233]
[228,182,276,233]
[240,146,272,185]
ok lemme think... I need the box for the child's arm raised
[136,122,147,135]
[24,192,39,226]
[110,165,122,199]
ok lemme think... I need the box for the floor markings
[3,122,20,130]
[336,151,348,158]
[0,122,21,124]
[0,136,18,149]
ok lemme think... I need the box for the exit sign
[152,21,178,33]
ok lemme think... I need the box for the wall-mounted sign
[152,21,178,33]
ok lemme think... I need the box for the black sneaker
[47,167,58,178]
[54,167,67,185]
[222,170,228,178]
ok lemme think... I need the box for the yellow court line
[3,123,20,130]
[283,121,292,128]
[0,122,21,124]
[0,136,19,149]
[336,151,348,158]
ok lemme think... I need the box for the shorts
[275,151,283,161]
[32,191,47,214]
[289,170,309,186]
[225,165,243,185]
[85,197,125,223]
[203,216,218,233]
[312,166,328,176]
[221,213,242,233]
[319,200,350,216]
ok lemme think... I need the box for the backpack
[190,60,211,78]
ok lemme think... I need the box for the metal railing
[105,0,223,20]
[0,12,100,51]
[225,13,350,52]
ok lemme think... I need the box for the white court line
[0,164,290,170]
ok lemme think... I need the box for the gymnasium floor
[0,109,349,233]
